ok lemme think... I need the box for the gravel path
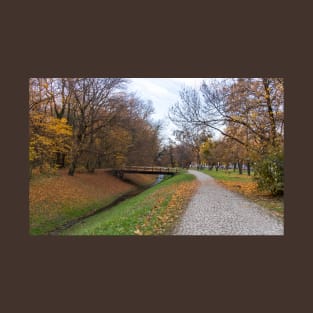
[172,170,284,235]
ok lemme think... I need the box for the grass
[202,169,253,182]
[200,169,284,218]
[29,169,157,235]
[60,172,198,236]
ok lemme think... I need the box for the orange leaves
[218,179,268,197]
[29,170,138,232]
[123,173,157,186]
[167,181,198,209]
[216,175,284,217]
[134,180,199,235]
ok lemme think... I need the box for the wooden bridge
[112,166,179,178]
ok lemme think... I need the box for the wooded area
[29,78,161,176]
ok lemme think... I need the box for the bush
[254,150,284,196]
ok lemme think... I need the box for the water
[153,174,164,185]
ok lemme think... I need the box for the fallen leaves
[218,180,262,196]
[134,180,199,235]
[30,169,200,235]
[134,228,143,235]
[29,169,144,234]
[216,178,284,217]
[124,173,157,186]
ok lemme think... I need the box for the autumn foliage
[169,78,284,195]
[202,169,283,217]
[134,180,199,235]
[29,112,72,173]
[29,78,161,176]
[60,173,197,235]
[29,170,156,234]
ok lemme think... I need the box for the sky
[127,78,207,141]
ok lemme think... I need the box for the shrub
[254,150,284,196]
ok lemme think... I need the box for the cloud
[128,78,206,111]
[127,78,210,141]
[128,78,180,117]
[171,78,206,88]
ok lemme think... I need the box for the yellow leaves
[29,145,37,162]
[218,180,261,197]
[29,112,73,164]
[157,215,169,222]
[134,180,199,235]
[134,228,143,235]
[46,117,72,137]
[250,111,258,119]
[106,126,132,168]
[166,181,198,212]
[200,139,214,159]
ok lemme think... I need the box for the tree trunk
[86,159,96,173]
[169,146,175,168]
[238,160,243,175]
[56,152,66,168]
[233,162,237,172]
[96,154,101,169]
[263,78,277,146]
[247,161,251,176]
[68,162,76,176]
[68,154,79,176]
[61,153,65,168]
[196,150,200,170]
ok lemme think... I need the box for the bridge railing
[121,166,179,173]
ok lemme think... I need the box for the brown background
[1,0,312,312]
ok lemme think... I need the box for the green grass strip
[200,168,253,182]
[60,172,195,236]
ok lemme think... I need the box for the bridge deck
[116,166,179,175]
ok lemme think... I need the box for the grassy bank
[60,172,198,236]
[200,169,284,217]
[29,169,157,235]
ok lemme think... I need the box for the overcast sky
[127,78,207,141]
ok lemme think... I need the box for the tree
[29,78,73,175]
[169,78,284,194]
[170,79,283,152]
[173,126,210,169]
[29,112,72,175]
[200,138,219,170]
[66,78,127,175]
[122,96,160,166]
[29,78,164,178]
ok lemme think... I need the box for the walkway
[172,170,284,235]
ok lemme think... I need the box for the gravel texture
[172,170,284,236]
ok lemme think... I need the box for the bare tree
[67,78,127,175]
[169,78,284,155]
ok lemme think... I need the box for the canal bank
[59,172,197,236]
[49,173,166,235]
[30,170,158,235]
